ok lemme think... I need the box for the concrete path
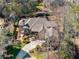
[16,40,45,59]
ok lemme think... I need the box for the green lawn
[30,51,46,59]
[35,53,46,59]
[5,45,21,59]
[5,41,27,59]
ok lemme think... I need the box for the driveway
[16,40,45,59]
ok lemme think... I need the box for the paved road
[16,40,45,59]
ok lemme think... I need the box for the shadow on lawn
[4,45,20,59]
[4,45,31,59]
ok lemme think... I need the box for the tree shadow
[4,45,31,59]
[4,45,20,59]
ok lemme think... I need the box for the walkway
[16,40,45,59]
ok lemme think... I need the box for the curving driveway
[16,40,45,59]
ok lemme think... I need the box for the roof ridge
[30,17,40,29]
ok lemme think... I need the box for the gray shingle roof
[19,17,58,32]
[31,17,47,32]
[45,21,58,29]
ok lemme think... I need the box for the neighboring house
[18,17,58,40]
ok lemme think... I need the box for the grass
[5,41,27,59]
[30,51,46,59]
[5,45,21,59]
[71,4,79,13]
[35,53,46,59]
